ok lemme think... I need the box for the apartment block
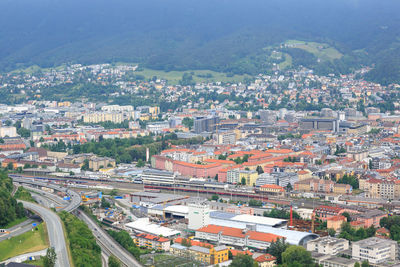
[307,236,349,255]
[352,237,398,265]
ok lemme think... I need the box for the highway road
[11,176,81,212]
[20,200,70,267]
[76,211,142,267]
[0,216,41,242]
[25,185,138,267]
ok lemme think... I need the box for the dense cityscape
[1,1,400,267]
[0,61,398,267]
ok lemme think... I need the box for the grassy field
[0,223,49,261]
[279,53,293,70]
[284,39,343,61]
[135,68,250,84]
[3,216,28,229]
[141,254,203,267]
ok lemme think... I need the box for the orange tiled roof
[197,225,283,242]
[229,249,253,256]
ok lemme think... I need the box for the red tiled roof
[254,254,276,263]
[136,233,169,243]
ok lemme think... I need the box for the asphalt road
[76,211,142,267]
[19,200,70,267]
[0,217,41,242]
[11,176,81,212]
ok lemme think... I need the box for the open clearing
[0,223,49,261]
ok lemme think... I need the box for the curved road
[19,200,70,267]
[11,176,81,212]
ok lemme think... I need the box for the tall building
[259,110,276,124]
[300,117,339,132]
[215,131,236,145]
[194,116,219,133]
[188,202,210,230]
[0,126,17,138]
[141,169,176,185]
[256,172,298,188]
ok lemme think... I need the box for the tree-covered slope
[0,172,25,227]
[0,0,399,81]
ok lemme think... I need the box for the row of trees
[58,211,102,267]
[14,187,35,202]
[0,171,25,227]
[339,222,376,242]
[336,174,359,189]
[380,216,400,241]
[263,208,300,220]
[72,133,203,164]
[107,230,141,259]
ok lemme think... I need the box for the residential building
[141,169,176,185]
[88,157,116,171]
[352,237,398,265]
[194,116,219,133]
[133,233,170,251]
[294,178,352,194]
[254,254,277,267]
[146,121,170,133]
[312,253,359,267]
[195,224,283,250]
[256,172,298,188]
[227,169,258,186]
[314,206,343,221]
[307,236,349,255]
[0,126,17,138]
[172,244,229,265]
[327,215,347,231]
[259,184,285,197]
[83,112,123,123]
[215,131,236,145]
[354,210,387,228]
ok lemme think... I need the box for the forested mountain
[0,0,399,83]
[0,172,25,227]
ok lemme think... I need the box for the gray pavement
[0,217,40,242]
[0,249,47,265]
[19,200,70,267]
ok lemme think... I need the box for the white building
[195,224,283,250]
[188,202,210,230]
[307,236,349,255]
[0,126,17,138]
[352,237,398,265]
[101,105,134,112]
[141,169,175,185]
[146,121,170,133]
[215,131,236,145]
[126,218,181,238]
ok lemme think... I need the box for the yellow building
[148,106,160,116]
[83,112,123,123]
[298,169,312,180]
[259,184,285,197]
[254,254,277,267]
[240,170,258,186]
[188,245,229,265]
